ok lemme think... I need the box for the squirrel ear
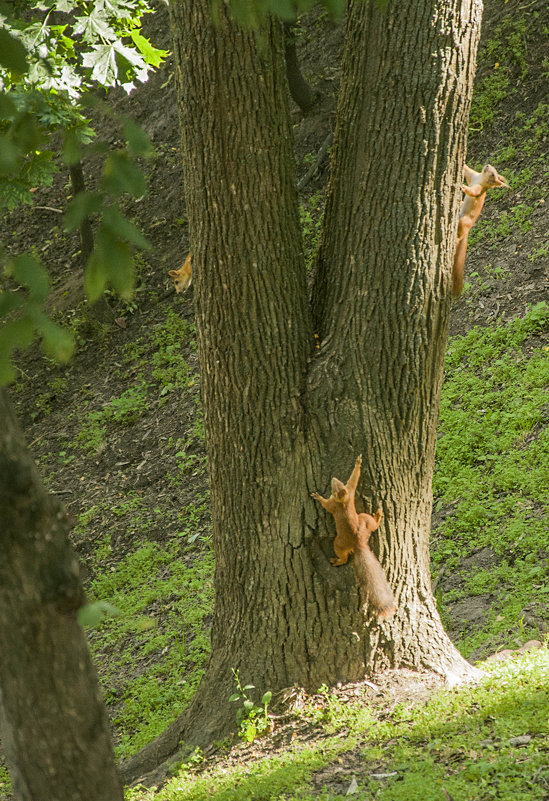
[168,270,178,277]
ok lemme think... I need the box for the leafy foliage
[0,0,166,207]
[0,3,162,384]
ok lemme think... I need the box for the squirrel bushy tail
[311,457,396,622]
[354,517,396,622]
[452,233,469,296]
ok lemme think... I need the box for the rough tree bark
[0,389,122,801]
[308,0,483,675]
[121,0,483,782]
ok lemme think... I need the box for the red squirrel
[453,164,509,296]
[168,253,192,293]
[311,455,396,622]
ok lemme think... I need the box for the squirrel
[452,164,509,296]
[311,454,396,622]
[168,253,192,293]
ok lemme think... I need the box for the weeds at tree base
[229,668,273,743]
[124,647,549,801]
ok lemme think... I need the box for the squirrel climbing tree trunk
[120,0,483,781]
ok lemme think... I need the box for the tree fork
[119,0,484,781]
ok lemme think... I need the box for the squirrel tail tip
[376,604,397,623]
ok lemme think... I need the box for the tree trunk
[284,22,319,112]
[308,0,483,677]
[120,0,482,781]
[0,389,122,801]
[69,162,94,265]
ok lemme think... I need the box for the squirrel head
[481,164,510,189]
[330,477,347,501]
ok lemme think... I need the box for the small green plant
[0,765,12,799]
[73,383,148,451]
[229,669,273,743]
[469,16,528,134]
[529,241,549,262]
[299,191,324,272]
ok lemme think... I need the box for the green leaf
[78,600,120,627]
[0,291,24,318]
[0,135,20,175]
[84,249,109,302]
[93,224,135,300]
[122,117,153,158]
[101,151,146,197]
[129,30,168,68]
[81,44,119,86]
[0,94,16,121]
[64,191,104,232]
[0,29,29,74]
[321,0,345,17]
[243,699,255,712]
[35,315,75,363]
[12,113,44,152]
[243,724,256,742]
[104,238,134,299]
[0,316,35,385]
[12,255,50,303]
[229,693,241,703]
[102,205,150,249]
[74,15,117,45]
[261,691,272,705]
[0,358,16,386]
[265,0,298,21]
[62,130,83,166]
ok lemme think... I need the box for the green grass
[300,191,324,273]
[469,16,528,133]
[86,539,214,758]
[432,303,549,655]
[68,306,197,454]
[125,648,549,801]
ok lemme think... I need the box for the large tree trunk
[120,0,482,782]
[0,390,122,801]
[308,0,484,677]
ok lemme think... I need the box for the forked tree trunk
[121,0,482,781]
[0,390,122,801]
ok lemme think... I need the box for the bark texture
[121,0,483,781]
[307,0,484,678]
[0,389,122,801]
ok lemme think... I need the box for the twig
[297,132,333,192]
